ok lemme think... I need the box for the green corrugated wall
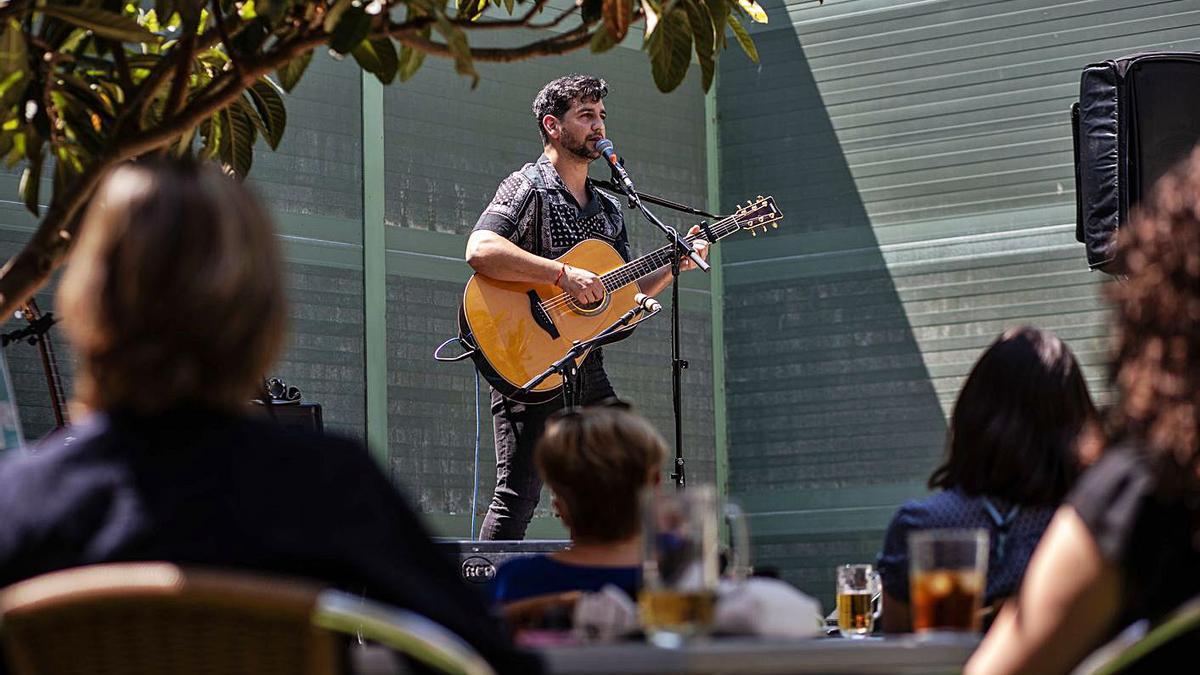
[717,0,1200,609]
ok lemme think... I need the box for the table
[539,634,981,675]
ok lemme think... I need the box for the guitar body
[455,195,782,405]
[460,239,639,404]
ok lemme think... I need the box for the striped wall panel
[717,0,1195,609]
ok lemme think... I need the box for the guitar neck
[600,214,741,292]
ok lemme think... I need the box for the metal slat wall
[717,0,1200,608]
[382,43,716,536]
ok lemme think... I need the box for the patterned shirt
[876,488,1056,605]
[472,154,630,262]
[471,155,631,400]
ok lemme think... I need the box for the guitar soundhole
[566,292,609,316]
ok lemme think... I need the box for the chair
[0,563,494,675]
[1072,593,1200,675]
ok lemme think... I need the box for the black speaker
[435,539,569,588]
[1074,52,1200,273]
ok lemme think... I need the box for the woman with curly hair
[966,149,1200,674]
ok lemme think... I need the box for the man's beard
[563,132,598,161]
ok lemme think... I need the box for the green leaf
[329,5,371,55]
[602,0,633,43]
[37,6,163,44]
[245,78,287,150]
[397,38,427,82]
[352,37,399,85]
[218,104,255,178]
[703,0,727,49]
[456,0,488,21]
[727,14,757,63]
[503,0,514,13]
[276,49,313,93]
[434,14,477,87]
[237,96,269,144]
[19,142,43,216]
[590,27,619,53]
[323,0,353,33]
[0,21,29,109]
[4,131,25,168]
[647,6,691,92]
[199,117,221,159]
[684,0,714,92]
[735,0,767,23]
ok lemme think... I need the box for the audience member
[877,326,1095,632]
[488,405,663,605]
[0,159,539,673]
[967,150,1200,674]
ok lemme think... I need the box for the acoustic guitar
[459,196,782,403]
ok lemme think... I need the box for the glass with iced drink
[908,529,988,633]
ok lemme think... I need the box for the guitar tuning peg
[756,195,763,201]
[750,230,757,237]
[772,223,778,229]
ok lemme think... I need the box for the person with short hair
[876,326,1096,632]
[465,74,708,541]
[488,405,665,605]
[967,148,1200,675]
[0,159,539,674]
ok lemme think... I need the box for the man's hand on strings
[557,264,605,304]
[679,224,710,272]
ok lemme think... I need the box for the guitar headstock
[733,195,782,236]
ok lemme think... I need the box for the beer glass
[908,529,989,633]
[639,485,748,647]
[835,564,881,638]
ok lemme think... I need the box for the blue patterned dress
[875,488,1056,604]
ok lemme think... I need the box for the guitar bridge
[527,290,561,339]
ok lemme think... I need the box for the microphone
[634,292,662,313]
[595,138,636,194]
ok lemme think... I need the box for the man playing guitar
[464,74,709,540]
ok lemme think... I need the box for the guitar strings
[535,215,748,313]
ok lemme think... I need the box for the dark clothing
[0,409,541,674]
[480,367,616,541]
[473,155,629,541]
[488,554,639,605]
[876,487,1056,605]
[1069,445,1200,653]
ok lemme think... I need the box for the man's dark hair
[929,326,1096,504]
[531,74,608,144]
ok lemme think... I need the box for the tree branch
[392,20,597,62]
[454,0,546,29]
[0,31,325,318]
[110,41,134,95]
[164,34,196,118]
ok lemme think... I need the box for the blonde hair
[58,159,286,414]
[535,406,665,542]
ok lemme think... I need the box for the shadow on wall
[717,3,947,610]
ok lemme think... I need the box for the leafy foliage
[0,0,804,318]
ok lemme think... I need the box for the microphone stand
[514,302,660,412]
[601,162,708,490]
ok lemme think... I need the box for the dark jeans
[479,353,616,540]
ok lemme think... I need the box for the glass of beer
[908,529,989,634]
[638,485,748,648]
[835,564,881,638]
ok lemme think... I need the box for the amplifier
[435,538,569,588]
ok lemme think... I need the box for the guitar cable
[470,369,481,539]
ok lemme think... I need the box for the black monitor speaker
[1074,53,1200,273]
